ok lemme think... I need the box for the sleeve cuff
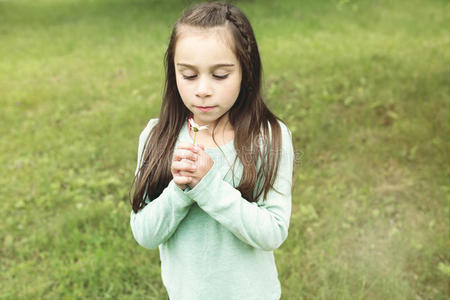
[184,160,220,203]
[169,179,195,205]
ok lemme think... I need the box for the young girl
[130,2,294,300]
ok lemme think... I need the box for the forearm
[130,180,194,249]
[185,162,292,251]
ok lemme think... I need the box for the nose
[195,76,212,98]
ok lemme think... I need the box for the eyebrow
[176,63,235,69]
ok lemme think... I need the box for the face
[174,25,242,129]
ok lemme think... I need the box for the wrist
[176,183,187,191]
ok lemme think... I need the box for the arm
[130,180,194,250]
[130,119,194,250]
[185,123,295,251]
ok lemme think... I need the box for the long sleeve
[184,123,294,251]
[130,180,194,249]
[130,118,194,250]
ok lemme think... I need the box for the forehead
[174,25,238,65]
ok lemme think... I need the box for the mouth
[196,106,216,112]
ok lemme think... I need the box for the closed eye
[213,74,229,79]
[182,74,229,80]
[182,75,197,80]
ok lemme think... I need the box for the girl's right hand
[171,142,200,190]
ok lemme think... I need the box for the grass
[0,0,448,299]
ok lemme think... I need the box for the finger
[172,160,197,172]
[178,170,196,177]
[173,175,192,185]
[177,142,200,153]
[173,149,198,162]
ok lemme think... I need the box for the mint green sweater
[130,117,294,300]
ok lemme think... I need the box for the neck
[193,114,233,136]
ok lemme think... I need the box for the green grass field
[0,0,448,299]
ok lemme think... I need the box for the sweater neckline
[181,116,235,154]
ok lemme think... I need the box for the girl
[130,2,295,300]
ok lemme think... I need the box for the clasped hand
[171,142,214,190]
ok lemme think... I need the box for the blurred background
[0,0,448,299]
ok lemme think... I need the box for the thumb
[198,144,205,151]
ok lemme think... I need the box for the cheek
[217,80,241,107]
[175,76,190,100]
[225,76,242,98]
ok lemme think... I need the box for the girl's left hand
[180,144,214,189]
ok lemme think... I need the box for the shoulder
[276,119,292,137]
[267,120,294,161]
[277,121,294,155]
[135,118,159,174]
[139,118,159,142]
[266,119,293,143]
[137,118,159,155]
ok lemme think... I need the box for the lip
[196,106,216,112]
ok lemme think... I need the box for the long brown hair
[130,2,286,213]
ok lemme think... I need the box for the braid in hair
[224,4,256,91]
[225,4,252,58]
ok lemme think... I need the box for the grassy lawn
[0,0,448,299]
